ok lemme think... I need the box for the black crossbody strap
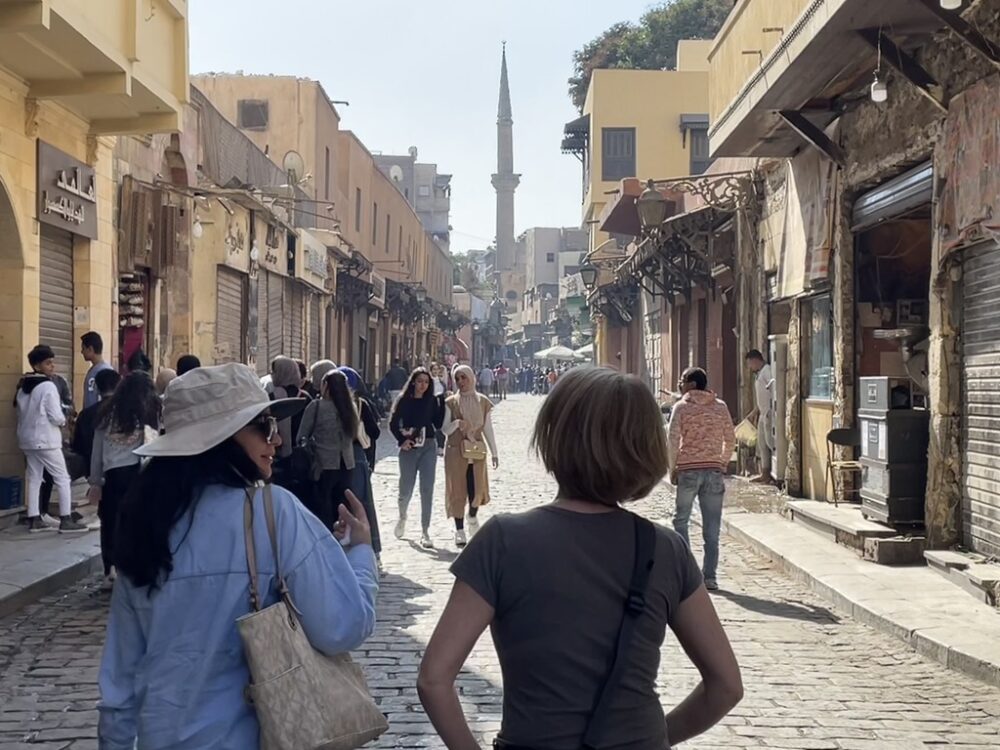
[581,514,656,750]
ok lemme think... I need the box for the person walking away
[15,346,88,534]
[669,367,737,591]
[431,363,449,456]
[442,365,498,549]
[175,354,201,376]
[339,365,383,565]
[477,364,494,396]
[72,368,121,496]
[154,368,176,397]
[89,372,161,591]
[99,363,377,749]
[81,331,113,410]
[126,349,152,374]
[295,371,366,534]
[495,363,509,401]
[384,359,409,404]
[269,356,307,494]
[390,367,443,549]
[309,360,338,401]
[418,366,742,749]
[745,349,775,484]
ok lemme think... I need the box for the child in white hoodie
[15,345,88,534]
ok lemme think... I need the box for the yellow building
[563,41,711,374]
[0,0,188,478]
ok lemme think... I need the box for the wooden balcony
[0,0,188,134]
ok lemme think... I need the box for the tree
[568,0,734,111]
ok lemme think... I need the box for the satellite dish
[389,165,404,183]
[282,151,306,183]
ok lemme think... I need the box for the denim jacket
[98,483,378,749]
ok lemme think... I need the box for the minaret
[492,43,520,282]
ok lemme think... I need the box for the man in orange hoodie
[668,367,736,590]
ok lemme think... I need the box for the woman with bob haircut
[98,363,377,749]
[418,366,743,750]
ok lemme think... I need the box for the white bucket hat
[135,362,306,457]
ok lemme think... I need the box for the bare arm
[665,587,743,745]
[418,581,494,749]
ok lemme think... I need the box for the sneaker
[394,516,406,540]
[704,578,720,591]
[419,531,435,549]
[26,516,53,534]
[467,516,480,537]
[40,513,60,528]
[455,529,467,548]
[58,516,89,534]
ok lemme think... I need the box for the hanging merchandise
[118,272,148,329]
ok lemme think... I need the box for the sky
[188,0,657,254]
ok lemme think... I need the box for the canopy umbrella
[573,343,594,360]
[534,345,578,362]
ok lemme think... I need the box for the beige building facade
[0,0,188,479]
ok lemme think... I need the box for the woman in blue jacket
[98,363,378,750]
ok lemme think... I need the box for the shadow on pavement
[405,540,459,563]
[714,588,841,624]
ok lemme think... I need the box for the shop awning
[711,0,948,159]
[599,179,680,238]
[441,334,469,361]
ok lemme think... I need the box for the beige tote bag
[237,485,388,750]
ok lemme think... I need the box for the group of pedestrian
[390,362,499,550]
[475,362,510,400]
[94,361,743,749]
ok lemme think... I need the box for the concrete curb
[0,531,102,620]
[721,512,1000,687]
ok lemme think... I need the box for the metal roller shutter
[39,227,75,387]
[309,294,321,364]
[215,267,245,364]
[266,272,284,365]
[255,274,268,375]
[287,280,304,360]
[961,240,1000,557]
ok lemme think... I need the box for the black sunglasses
[250,415,279,445]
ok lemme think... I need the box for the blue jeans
[673,469,726,582]
[398,441,437,532]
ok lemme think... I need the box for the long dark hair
[390,366,432,415]
[99,371,160,434]
[114,439,262,593]
[322,370,359,437]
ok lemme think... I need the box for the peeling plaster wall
[784,299,802,496]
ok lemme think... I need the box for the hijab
[271,356,302,391]
[452,364,485,433]
[311,359,337,387]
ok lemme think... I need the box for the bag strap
[243,484,302,616]
[581,514,656,750]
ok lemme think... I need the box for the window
[372,203,378,245]
[237,100,269,130]
[546,252,556,263]
[385,214,391,254]
[418,185,431,197]
[690,129,711,175]
[804,294,834,399]
[601,128,635,181]
[355,188,362,232]
[324,148,331,200]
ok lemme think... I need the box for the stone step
[926,549,1000,608]
[786,499,898,553]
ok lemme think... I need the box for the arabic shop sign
[36,140,98,239]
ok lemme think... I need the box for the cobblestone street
[2,395,1000,749]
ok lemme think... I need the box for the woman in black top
[418,367,743,749]
[389,367,443,549]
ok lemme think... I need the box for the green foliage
[568,0,734,111]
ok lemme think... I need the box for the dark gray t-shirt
[451,506,703,750]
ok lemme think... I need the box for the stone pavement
[1,394,1000,748]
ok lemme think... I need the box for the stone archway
[0,175,26,474]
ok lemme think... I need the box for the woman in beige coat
[442,365,498,548]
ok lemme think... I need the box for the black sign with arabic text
[36,140,98,240]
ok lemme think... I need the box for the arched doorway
[0,176,26,475]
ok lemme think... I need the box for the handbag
[237,484,388,750]
[461,437,488,461]
[494,514,656,750]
